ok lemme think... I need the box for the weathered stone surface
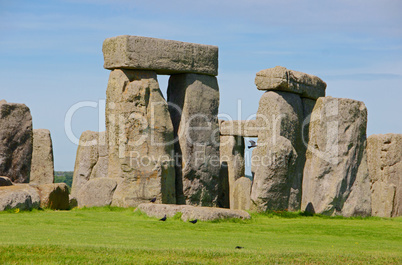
[0,100,33,183]
[136,203,189,218]
[0,176,12,186]
[89,132,108,180]
[255,66,326,100]
[232,177,252,211]
[103,35,218,76]
[71,131,109,199]
[219,120,259,137]
[302,97,371,217]
[250,91,303,211]
[78,178,117,207]
[0,184,40,211]
[368,134,402,217]
[301,98,317,146]
[136,203,250,221]
[220,135,245,209]
[71,131,100,197]
[30,129,54,185]
[167,73,220,206]
[106,69,176,207]
[34,183,70,210]
[180,205,250,221]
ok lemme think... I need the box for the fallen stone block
[136,203,250,221]
[0,176,13,186]
[0,184,40,211]
[34,183,70,210]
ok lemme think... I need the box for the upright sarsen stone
[368,134,402,217]
[302,97,371,217]
[220,135,245,209]
[71,131,100,198]
[103,35,218,76]
[250,91,303,211]
[106,69,176,207]
[167,74,220,206]
[0,100,33,183]
[30,129,54,184]
[233,177,252,211]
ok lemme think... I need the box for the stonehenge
[1,35,400,218]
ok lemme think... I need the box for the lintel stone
[255,66,326,100]
[103,35,218,76]
[219,120,259,137]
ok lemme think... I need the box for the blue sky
[1,0,401,172]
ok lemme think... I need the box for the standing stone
[233,177,252,211]
[106,69,176,207]
[250,91,303,211]
[368,134,402,217]
[167,73,220,206]
[302,97,371,217]
[30,129,54,184]
[71,131,99,197]
[71,131,109,200]
[218,161,230,208]
[0,100,33,183]
[220,135,245,209]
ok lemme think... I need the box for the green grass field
[0,207,401,264]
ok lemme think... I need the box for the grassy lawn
[0,207,401,264]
